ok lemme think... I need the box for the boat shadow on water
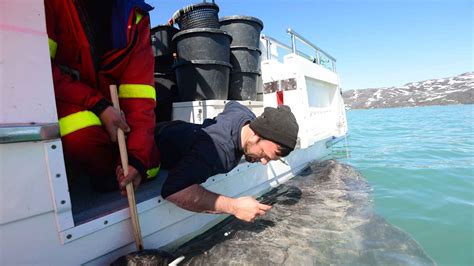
[113,160,436,266]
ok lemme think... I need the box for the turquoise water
[333,104,474,265]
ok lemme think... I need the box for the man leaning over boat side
[117,101,299,222]
[45,0,160,191]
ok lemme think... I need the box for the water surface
[333,104,474,265]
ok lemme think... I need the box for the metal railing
[261,28,337,72]
[261,34,293,59]
[0,123,60,143]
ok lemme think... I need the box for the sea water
[333,104,474,265]
[153,104,472,266]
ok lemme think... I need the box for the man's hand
[116,165,142,196]
[230,196,272,222]
[99,106,130,142]
[164,185,272,222]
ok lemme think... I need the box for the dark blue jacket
[156,101,256,198]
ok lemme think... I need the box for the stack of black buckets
[151,1,264,112]
[221,16,263,101]
[151,25,179,122]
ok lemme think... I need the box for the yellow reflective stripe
[118,84,156,100]
[135,11,143,24]
[59,111,102,137]
[48,38,57,59]
[146,165,160,179]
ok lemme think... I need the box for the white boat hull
[0,2,347,264]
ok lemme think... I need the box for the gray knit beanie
[249,105,299,150]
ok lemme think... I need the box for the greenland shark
[169,160,436,265]
[113,160,435,265]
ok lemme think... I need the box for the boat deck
[70,170,168,225]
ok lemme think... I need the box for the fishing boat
[0,2,347,265]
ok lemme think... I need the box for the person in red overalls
[45,0,160,192]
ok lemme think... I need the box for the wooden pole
[109,84,144,251]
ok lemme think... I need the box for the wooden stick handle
[109,84,144,251]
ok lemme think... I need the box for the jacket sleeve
[51,67,109,114]
[118,11,160,178]
[45,0,108,114]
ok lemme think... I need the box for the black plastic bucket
[154,72,178,122]
[230,46,261,72]
[151,25,179,58]
[154,63,175,74]
[228,71,260,100]
[219,16,264,49]
[172,2,220,30]
[172,28,232,62]
[173,60,232,101]
[151,25,178,73]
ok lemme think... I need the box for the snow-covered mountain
[342,72,473,109]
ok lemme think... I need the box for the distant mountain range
[342,72,473,109]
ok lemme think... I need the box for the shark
[113,160,436,265]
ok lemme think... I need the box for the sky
[147,0,473,91]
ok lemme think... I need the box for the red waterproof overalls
[45,0,160,183]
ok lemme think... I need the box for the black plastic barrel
[219,16,264,49]
[229,46,261,72]
[172,2,220,30]
[151,25,179,72]
[151,25,179,58]
[228,71,260,100]
[173,60,231,101]
[172,28,232,62]
[227,46,261,100]
[151,26,178,74]
[154,72,178,122]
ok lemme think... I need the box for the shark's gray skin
[111,160,435,265]
[170,160,436,266]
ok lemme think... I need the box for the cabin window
[306,78,337,108]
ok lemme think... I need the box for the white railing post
[262,29,337,72]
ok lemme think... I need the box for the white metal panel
[261,60,295,84]
[172,100,227,123]
[1,0,46,32]
[0,141,54,224]
[261,55,342,149]
[301,76,339,147]
[283,54,339,86]
[0,0,57,124]
[306,78,337,108]
[172,100,263,123]
[261,60,297,108]
[1,209,137,265]
[44,140,74,232]
[0,212,61,265]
